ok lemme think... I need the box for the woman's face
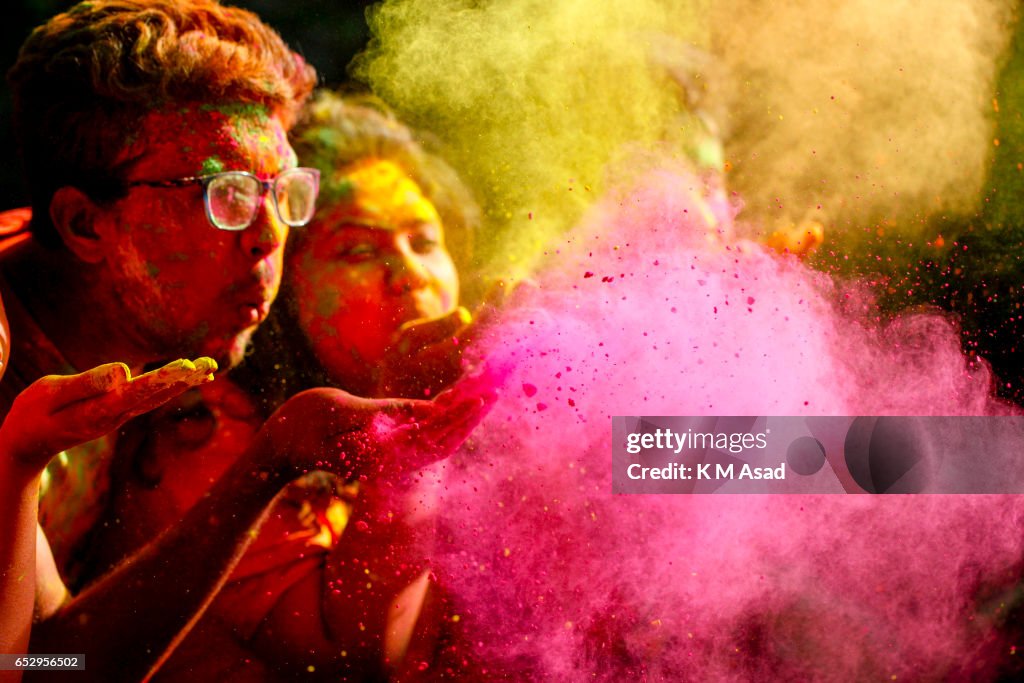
[286,158,459,393]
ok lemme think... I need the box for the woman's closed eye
[337,242,378,261]
[408,224,442,253]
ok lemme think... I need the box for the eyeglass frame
[123,167,321,231]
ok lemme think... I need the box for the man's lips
[232,260,278,326]
[237,299,272,326]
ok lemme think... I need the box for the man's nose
[240,195,288,259]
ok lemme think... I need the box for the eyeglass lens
[206,170,318,230]
[207,175,259,230]
[275,171,318,227]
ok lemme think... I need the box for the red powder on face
[96,105,296,369]
[286,160,459,393]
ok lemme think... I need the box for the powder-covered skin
[287,159,459,394]
[96,104,297,370]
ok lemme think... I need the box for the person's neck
[6,242,151,376]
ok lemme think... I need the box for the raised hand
[375,292,508,400]
[0,358,216,476]
[0,357,216,677]
[260,363,503,481]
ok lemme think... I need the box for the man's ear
[49,186,108,264]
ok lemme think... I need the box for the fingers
[382,306,499,399]
[389,393,494,470]
[363,395,436,423]
[271,378,500,479]
[126,357,218,390]
[0,358,216,473]
[438,304,495,355]
[424,393,492,452]
[98,377,209,427]
[383,368,501,467]
[96,357,216,416]
[46,358,216,448]
[45,362,131,410]
[316,388,491,474]
[267,388,403,464]
[373,363,505,439]
[432,362,506,412]
[392,307,471,355]
[451,278,530,350]
[47,357,216,416]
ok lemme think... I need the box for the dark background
[0,0,376,211]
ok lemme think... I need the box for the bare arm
[0,359,215,683]
[29,376,497,683]
[28,437,289,682]
[0,460,39,683]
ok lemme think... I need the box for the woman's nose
[387,247,432,294]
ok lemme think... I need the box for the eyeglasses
[125,167,321,231]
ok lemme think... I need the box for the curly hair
[7,0,317,247]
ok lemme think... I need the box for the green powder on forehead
[200,156,225,176]
[198,102,271,122]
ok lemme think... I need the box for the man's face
[93,104,296,369]
[287,159,459,391]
